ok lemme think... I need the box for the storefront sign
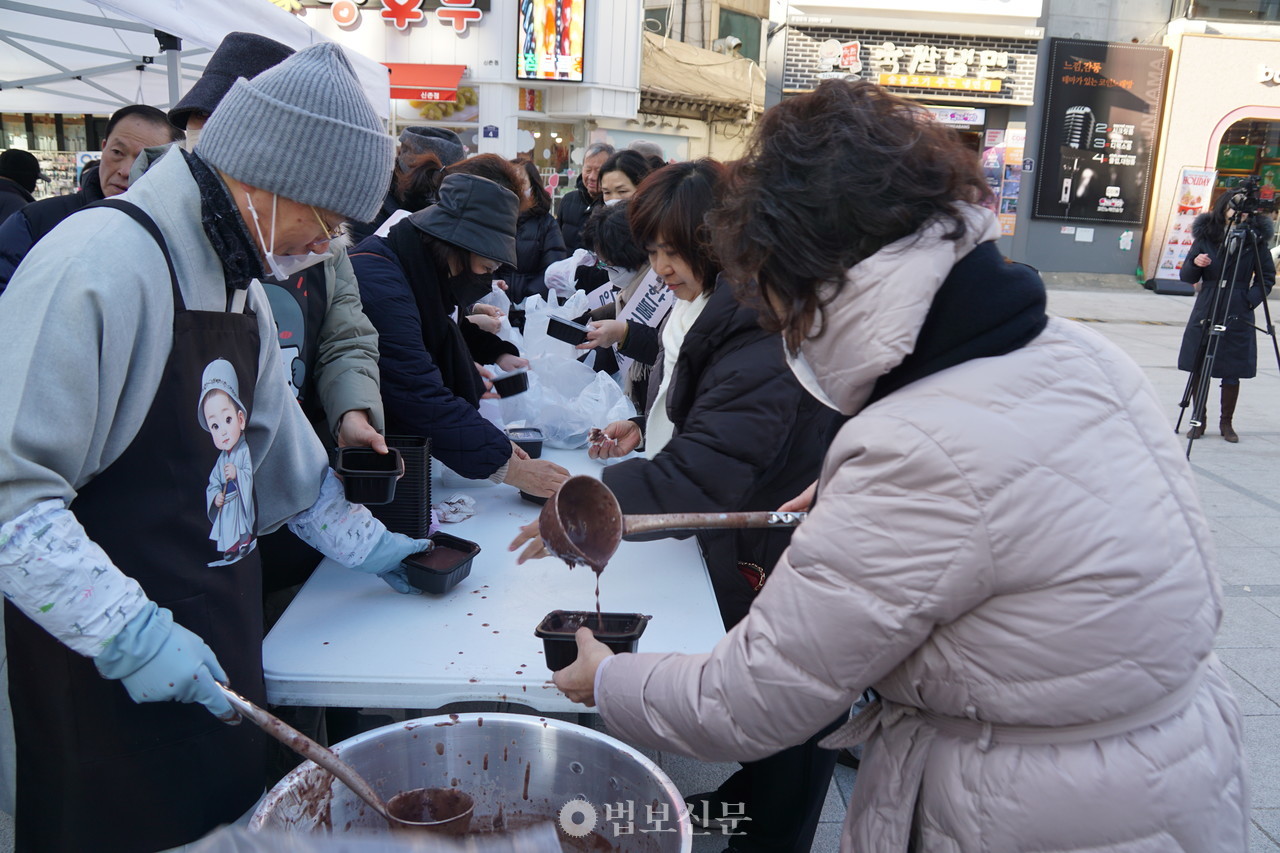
[1032,38,1171,225]
[279,0,489,33]
[385,63,466,101]
[926,107,986,125]
[1155,167,1216,278]
[517,0,586,82]
[784,27,1038,104]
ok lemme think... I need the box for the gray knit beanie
[398,126,465,168]
[196,42,394,223]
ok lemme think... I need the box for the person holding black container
[513,159,839,853]
[349,173,569,498]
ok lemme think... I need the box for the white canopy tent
[0,0,391,120]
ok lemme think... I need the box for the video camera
[1231,175,1278,217]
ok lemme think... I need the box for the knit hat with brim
[169,33,295,130]
[410,173,518,266]
[196,42,394,223]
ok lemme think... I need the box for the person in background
[542,80,1247,853]
[575,200,666,411]
[0,44,430,852]
[346,126,466,243]
[0,150,46,222]
[598,149,656,202]
[168,31,295,150]
[513,160,840,853]
[556,140,613,252]
[0,104,182,289]
[627,138,667,169]
[503,159,567,304]
[1177,189,1275,443]
[350,174,569,498]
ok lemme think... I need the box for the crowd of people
[0,28,1251,853]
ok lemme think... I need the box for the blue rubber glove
[94,601,235,721]
[354,530,431,595]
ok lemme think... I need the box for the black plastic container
[505,426,544,459]
[400,532,480,594]
[535,610,651,671]
[369,436,431,539]
[519,490,548,505]
[546,316,590,346]
[491,368,529,398]
[332,447,403,505]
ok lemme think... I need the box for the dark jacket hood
[1191,210,1276,242]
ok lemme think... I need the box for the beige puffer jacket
[596,207,1247,852]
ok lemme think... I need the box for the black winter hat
[410,174,518,266]
[169,32,295,130]
[0,149,47,193]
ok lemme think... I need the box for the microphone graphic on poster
[1059,105,1098,212]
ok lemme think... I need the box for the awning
[640,31,764,122]
[385,63,466,103]
[0,0,391,119]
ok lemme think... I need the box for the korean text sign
[1032,38,1170,225]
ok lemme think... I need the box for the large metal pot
[250,712,691,852]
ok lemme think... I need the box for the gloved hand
[354,530,432,595]
[93,601,235,721]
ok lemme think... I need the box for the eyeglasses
[308,205,344,243]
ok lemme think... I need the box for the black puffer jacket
[602,284,837,629]
[504,208,566,302]
[555,175,599,252]
[0,166,105,289]
[1177,212,1276,379]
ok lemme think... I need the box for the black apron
[6,200,268,852]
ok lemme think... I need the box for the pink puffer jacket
[596,207,1247,852]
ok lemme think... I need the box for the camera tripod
[1175,207,1280,458]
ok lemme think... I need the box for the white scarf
[645,291,711,458]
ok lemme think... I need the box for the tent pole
[155,31,183,106]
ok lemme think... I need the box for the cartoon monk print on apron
[198,358,257,565]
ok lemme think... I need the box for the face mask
[604,198,622,207]
[244,192,332,281]
[782,336,843,413]
[451,269,496,308]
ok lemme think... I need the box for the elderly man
[0,104,182,290]
[557,140,614,252]
[0,43,426,853]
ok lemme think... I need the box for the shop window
[516,120,577,204]
[716,9,761,62]
[1213,118,1280,245]
[1181,0,1280,22]
[1,114,26,150]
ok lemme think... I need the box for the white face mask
[782,336,843,413]
[244,191,332,280]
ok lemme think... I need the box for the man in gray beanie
[0,42,428,853]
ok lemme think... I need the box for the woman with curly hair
[542,80,1246,852]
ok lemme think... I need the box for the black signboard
[1032,39,1170,225]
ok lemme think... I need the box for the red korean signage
[385,63,467,102]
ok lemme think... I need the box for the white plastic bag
[501,353,635,448]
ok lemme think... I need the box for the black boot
[1221,384,1240,443]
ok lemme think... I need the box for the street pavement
[1,281,1276,851]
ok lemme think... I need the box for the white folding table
[262,449,726,714]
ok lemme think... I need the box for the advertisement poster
[999,126,1026,236]
[517,0,585,82]
[1155,167,1216,278]
[1032,39,1171,225]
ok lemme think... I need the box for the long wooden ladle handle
[621,511,807,537]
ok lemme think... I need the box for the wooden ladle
[538,475,807,571]
[217,684,473,833]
